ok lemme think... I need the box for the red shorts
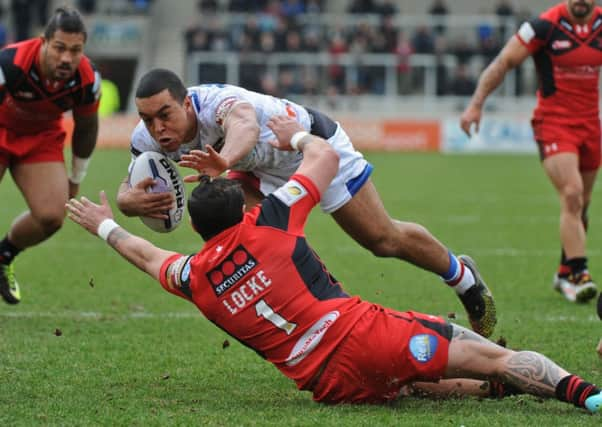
[311,305,451,404]
[532,117,601,171]
[0,127,66,166]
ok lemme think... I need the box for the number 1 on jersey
[255,299,297,335]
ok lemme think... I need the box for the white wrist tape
[69,156,91,184]
[290,131,310,151]
[97,219,120,241]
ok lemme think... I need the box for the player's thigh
[542,152,582,194]
[330,179,395,244]
[581,169,598,203]
[11,161,69,217]
[0,162,7,181]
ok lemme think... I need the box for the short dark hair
[44,7,87,42]
[188,177,245,241]
[136,69,188,103]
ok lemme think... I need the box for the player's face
[41,30,86,81]
[568,0,595,19]
[136,89,195,152]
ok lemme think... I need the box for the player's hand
[68,180,79,199]
[267,115,305,151]
[66,191,114,236]
[460,104,482,137]
[179,145,228,182]
[117,177,173,219]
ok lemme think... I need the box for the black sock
[566,257,588,276]
[555,375,600,407]
[0,236,21,265]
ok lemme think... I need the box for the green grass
[1,150,601,426]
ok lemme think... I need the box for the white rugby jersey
[129,84,311,178]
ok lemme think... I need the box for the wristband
[69,156,91,184]
[290,131,310,151]
[97,219,120,241]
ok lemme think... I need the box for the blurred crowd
[185,0,532,100]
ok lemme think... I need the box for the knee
[365,222,429,258]
[35,211,65,235]
[560,186,584,214]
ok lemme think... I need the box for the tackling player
[460,0,601,304]
[0,7,100,305]
[116,68,497,338]
[67,116,601,412]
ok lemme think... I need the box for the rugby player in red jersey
[461,0,601,304]
[66,115,602,413]
[0,7,100,304]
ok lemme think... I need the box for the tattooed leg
[445,324,568,399]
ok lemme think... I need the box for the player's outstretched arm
[267,115,339,196]
[460,36,530,136]
[116,176,174,219]
[67,191,178,280]
[218,102,260,170]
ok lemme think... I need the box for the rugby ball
[128,151,186,233]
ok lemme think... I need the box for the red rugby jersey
[160,174,371,389]
[0,37,100,134]
[516,3,602,120]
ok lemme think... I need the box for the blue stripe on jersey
[190,91,201,113]
[292,237,349,301]
[346,163,373,196]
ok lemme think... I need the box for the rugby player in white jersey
[116,69,497,338]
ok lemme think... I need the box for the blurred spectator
[243,15,261,46]
[348,0,378,14]
[495,0,515,40]
[380,14,398,52]
[77,0,96,15]
[448,63,476,96]
[11,0,31,41]
[305,0,322,14]
[198,0,218,14]
[454,38,474,65]
[281,0,304,19]
[395,31,413,95]
[303,28,322,52]
[259,72,280,97]
[259,31,276,53]
[429,0,449,35]
[185,26,211,52]
[378,1,398,17]
[33,0,49,28]
[411,26,435,54]
[278,68,304,95]
[327,31,347,93]
[285,30,303,52]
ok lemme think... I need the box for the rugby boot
[585,391,602,414]
[457,255,496,338]
[0,262,20,304]
[554,271,597,303]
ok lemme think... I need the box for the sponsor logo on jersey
[207,244,258,296]
[285,311,339,366]
[274,179,308,206]
[552,39,572,50]
[215,97,238,127]
[409,334,438,363]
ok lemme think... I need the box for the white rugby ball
[128,151,186,233]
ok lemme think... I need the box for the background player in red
[66,115,602,413]
[0,7,100,304]
[460,0,601,304]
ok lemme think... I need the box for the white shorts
[230,124,372,213]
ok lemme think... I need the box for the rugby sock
[555,375,600,408]
[441,251,475,294]
[0,236,21,265]
[558,206,589,275]
[566,257,588,277]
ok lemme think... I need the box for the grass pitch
[0,150,600,426]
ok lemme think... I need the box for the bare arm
[267,115,339,196]
[460,36,531,136]
[68,112,99,197]
[66,191,177,281]
[219,102,261,169]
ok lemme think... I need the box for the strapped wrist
[69,156,91,184]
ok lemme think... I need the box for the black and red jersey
[160,174,371,389]
[516,2,602,120]
[0,37,100,134]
